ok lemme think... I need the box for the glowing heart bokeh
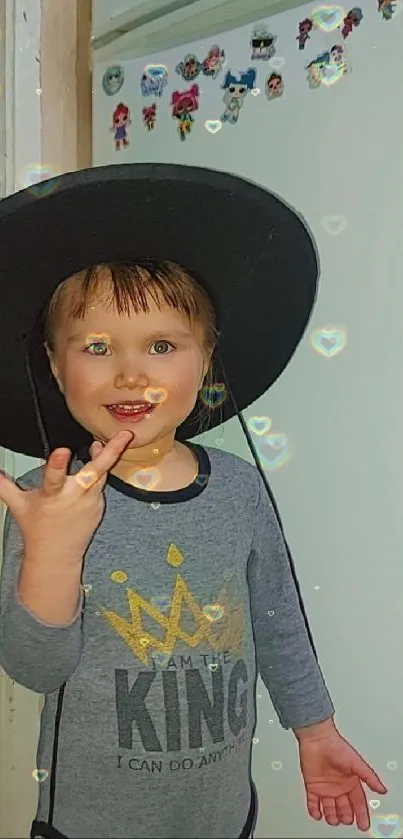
[322,214,347,235]
[311,5,345,31]
[144,387,167,404]
[248,416,272,436]
[271,761,283,771]
[310,326,347,358]
[205,119,222,134]
[270,56,285,70]
[257,432,291,471]
[76,469,97,489]
[32,769,49,783]
[200,383,228,408]
[146,64,168,79]
[319,62,345,86]
[369,814,403,839]
[203,603,224,622]
[22,164,59,197]
[129,468,160,490]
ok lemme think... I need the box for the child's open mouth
[105,402,156,423]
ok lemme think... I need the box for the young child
[0,165,386,839]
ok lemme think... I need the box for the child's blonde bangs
[44,261,219,354]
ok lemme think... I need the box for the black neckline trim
[77,441,211,504]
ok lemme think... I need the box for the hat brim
[0,163,319,458]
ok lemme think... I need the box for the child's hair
[43,260,221,436]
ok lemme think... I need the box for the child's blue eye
[85,342,109,355]
[150,341,174,354]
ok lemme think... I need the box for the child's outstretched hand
[298,728,387,831]
[0,430,134,564]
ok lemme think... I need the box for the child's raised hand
[0,430,134,564]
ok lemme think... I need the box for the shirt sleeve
[0,507,85,694]
[247,473,335,730]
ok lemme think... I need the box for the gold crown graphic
[99,544,245,665]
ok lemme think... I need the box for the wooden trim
[40,0,92,174]
[76,0,92,170]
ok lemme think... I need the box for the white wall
[93,0,145,28]
[92,3,403,838]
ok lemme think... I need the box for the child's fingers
[42,449,71,496]
[89,441,104,459]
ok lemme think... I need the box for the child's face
[46,292,210,455]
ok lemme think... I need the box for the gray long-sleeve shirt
[0,442,334,839]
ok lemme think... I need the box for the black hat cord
[23,341,317,831]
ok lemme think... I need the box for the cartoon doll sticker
[297,18,313,49]
[378,0,397,19]
[140,65,168,97]
[175,53,202,81]
[142,104,157,131]
[102,65,124,96]
[329,44,347,69]
[341,7,363,37]
[202,45,225,79]
[266,72,284,100]
[111,103,131,150]
[170,84,199,141]
[306,46,347,89]
[220,68,257,125]
[250,25,277,60]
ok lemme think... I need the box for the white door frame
[0,0,92,830]
[0,2,44,834]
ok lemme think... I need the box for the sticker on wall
[220,68,257,125]
[250,25,277,60]
[297,7,362,47]
[311,5,345,31]
[142,104,157,131]
[378,0,400,19]
[297,18,314,49]
[140,64,168,97]
[266,72,284,100]
[102,65,125,96]
[341,7,363,37]
[305,45,348,88]
[111,103,131,150]
[202,45,226,79]
[171,84,199,141]
[175,53,202,81]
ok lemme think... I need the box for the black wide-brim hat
[0,163,319,459]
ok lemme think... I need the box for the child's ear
[44,343,65,394]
